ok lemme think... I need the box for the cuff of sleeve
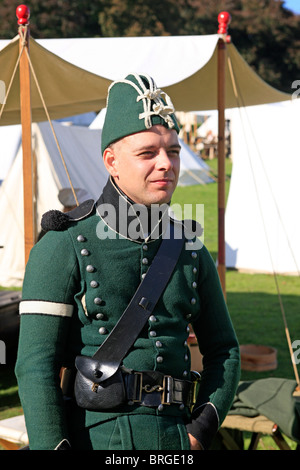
[186,403,219,450]
[54,439,71,450]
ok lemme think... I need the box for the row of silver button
[78,235,105,334]
[78,235,193,377]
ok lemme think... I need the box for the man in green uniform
[15,73,240,450]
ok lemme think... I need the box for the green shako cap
[101,73,179,154]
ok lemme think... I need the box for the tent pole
[217,12,231,299]
[16,5,35,265]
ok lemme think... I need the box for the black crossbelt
[87,222,185,383]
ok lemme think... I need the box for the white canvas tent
[0,125,22,182]
[225,99,300,275]
[0,34,290,125]
[176,140,213,186]
[0,121,108,286]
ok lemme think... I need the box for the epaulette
[41,199,95,232]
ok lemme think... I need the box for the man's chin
[146,188,175,205]
[146,196,172,207]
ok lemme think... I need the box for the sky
[283,0,300,14]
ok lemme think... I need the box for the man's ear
[103,147,118,178]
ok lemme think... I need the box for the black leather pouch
[74,355,126,411]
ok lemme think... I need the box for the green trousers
[69,413,191,450]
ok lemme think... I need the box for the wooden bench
[220,414,292,450]
[0,415,28,450]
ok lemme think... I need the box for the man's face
[103,125,181,206]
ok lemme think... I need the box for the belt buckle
[161,375,173,405]
[132,372,171,407]
[190,370,201,409]
[132,372,143,403]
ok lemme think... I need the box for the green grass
[226,270,300,382]
[0,367,22,420]
[0,157,299,450]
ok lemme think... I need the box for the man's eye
[168,150,180,157]
[140,151,155,158]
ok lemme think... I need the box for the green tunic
[15,186,240,450]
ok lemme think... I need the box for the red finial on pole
[218,11,231,43]
[218,11,231,34]
[16,4,30,25]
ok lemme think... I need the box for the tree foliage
[0,0,299,92]
[0,0,104,38]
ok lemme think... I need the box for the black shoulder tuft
[41,210,70,232]
[40,199,95,232]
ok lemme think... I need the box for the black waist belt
[62,368,199,410]
[124,370,197,409]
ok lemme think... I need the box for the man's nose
[156,149,173,170]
